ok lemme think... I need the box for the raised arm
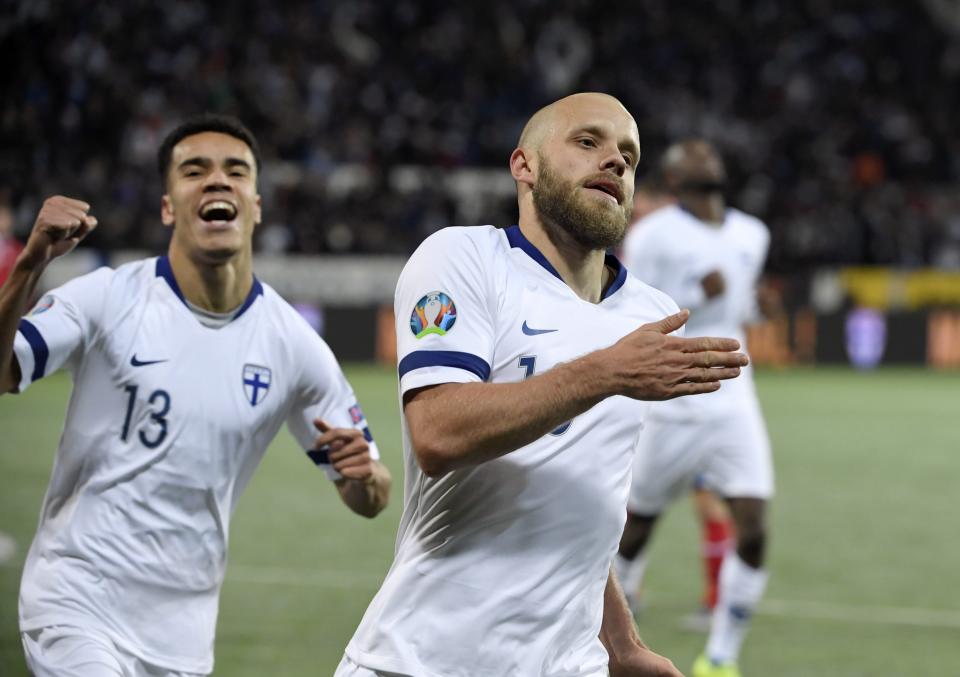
[405,309,746,477]
[0,196,97,394]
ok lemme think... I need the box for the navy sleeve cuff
[398,350,491,382]
[17,319,48,383]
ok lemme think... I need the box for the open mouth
[199,200,238,222]
[584,179,624,204]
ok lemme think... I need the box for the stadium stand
[2,0,960,270]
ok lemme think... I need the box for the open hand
[605,309,748,400]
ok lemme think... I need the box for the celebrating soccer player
[0,114,391,677]
[336,94,749,677]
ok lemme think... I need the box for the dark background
[4,0,960,272]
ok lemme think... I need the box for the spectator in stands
[2,1,958,268]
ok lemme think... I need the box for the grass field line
[756,597,960,630]
[227,564,960,630]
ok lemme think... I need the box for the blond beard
[532,155,631,250]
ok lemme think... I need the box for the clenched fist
[20,196,98,269]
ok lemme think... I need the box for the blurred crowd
[3,0,960,270]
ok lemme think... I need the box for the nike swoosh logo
[521,321,558,336]
[131,354,169,367]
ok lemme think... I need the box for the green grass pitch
[1,365,958,676]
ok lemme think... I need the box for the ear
[161,194,175,227]
[509,147,535,188]
[253,194,262,226]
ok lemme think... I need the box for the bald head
[517,93,637,155]
[517,104,554,154]
[510,93,640,251]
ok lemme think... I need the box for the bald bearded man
[335,94,749,677]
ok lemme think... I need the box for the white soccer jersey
[342,226,678,677]
[622,204,770,419]
[12,256,379,674]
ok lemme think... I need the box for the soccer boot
[692,654,742,677]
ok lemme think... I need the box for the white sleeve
[285,328,380,481]
[395,228,496,396]
[12,267,112,394]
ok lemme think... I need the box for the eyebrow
[177,157,252,171]
[573,124,641,159]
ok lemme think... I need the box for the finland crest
[242,364,271,406]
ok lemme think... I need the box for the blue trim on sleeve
[307,446,331,465]
[157,255,264,320]
[505,225,627,300]
[362,427,373,442]
[17,319,48,382]
[398,350,491,382]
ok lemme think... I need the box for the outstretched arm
[313,419,391,518]
[0,196,98,394]
[601,567,684,677]
[404,309,747,477]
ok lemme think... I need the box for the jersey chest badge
[243,364,271,406]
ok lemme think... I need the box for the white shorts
[628,397,774,515]
[22,626,204,677]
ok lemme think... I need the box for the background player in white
[0,114,392,677]
[336,94,750,677]
[617,139,778,677]
[619,174,735,629]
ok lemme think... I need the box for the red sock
[701,518,733,609]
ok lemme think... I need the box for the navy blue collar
[504,225,627,301]
[156,256,264,321]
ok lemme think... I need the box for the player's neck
[519,220,609,304]
[167,245,254,313]
[680,194,726,224]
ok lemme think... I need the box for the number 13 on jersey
[121,385,171,449]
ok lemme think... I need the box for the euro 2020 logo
[410,291,457,339]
